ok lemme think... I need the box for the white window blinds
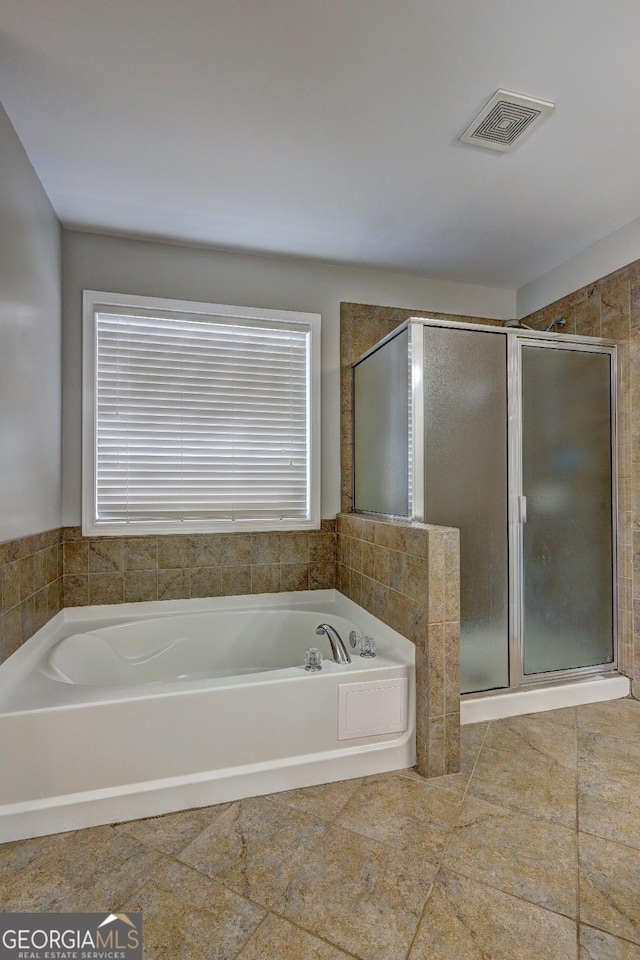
[83,293,320,534]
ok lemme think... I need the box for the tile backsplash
[62,523,336,607]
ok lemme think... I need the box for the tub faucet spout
[315,624,352,664]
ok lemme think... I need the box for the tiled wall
[0,529,63,663]
[337,513,460,779]
[522,268,637,698]
[62,523,336,607]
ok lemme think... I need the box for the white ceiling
[1,0,639,288]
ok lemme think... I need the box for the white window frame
[82,290,321,536]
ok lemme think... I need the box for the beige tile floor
[2,698,640,959]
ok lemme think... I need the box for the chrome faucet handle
[349,630,360,649]
[304,647,323,672]
[359,636,376,658]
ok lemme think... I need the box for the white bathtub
[0,590,414,843]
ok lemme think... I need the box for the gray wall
[518,216,640,317]
[62,230,514,523]
[0,103,62,541]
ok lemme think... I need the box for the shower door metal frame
[410,321,425,523]
[405,317,620,693]
[507,334,619,688]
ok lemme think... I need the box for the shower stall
[352,317,620,698]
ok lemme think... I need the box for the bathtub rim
[0,590,415,716]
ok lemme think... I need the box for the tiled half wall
[337,513,461,779]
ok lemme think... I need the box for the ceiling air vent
[460,89,554,153]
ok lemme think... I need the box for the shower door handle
[519,495,527,524]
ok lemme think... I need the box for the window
[82,291,320,535]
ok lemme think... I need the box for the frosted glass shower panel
[422,326,509,692]
[353,329,410,516]
[521,346,614,674]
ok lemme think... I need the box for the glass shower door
[421,324,509,693]
[518,342,615,677]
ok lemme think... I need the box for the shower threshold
[461,673,630,724]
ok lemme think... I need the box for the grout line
[578,921,640,951]
[230,912,273,960]
[576,825,640,854]
[249,910,365,960]
[433,721,490,859]
[456,717,491,807]
[166,786,438,960]
[259,789,355,824]
[402,725,492,959]
[402,867,440,960]
[172,850,361,957]
[405,716,582,933]
[440,864,580,925]
[406,721,579,958]
[121,814,366,959]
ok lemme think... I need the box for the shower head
[544,316,567,332]
[502,316,566,333]
[502,319,533,330]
